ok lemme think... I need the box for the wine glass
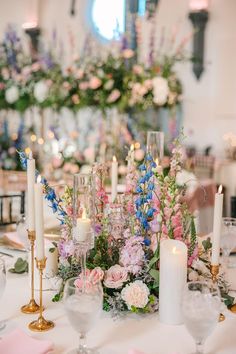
[0,258,6,330]
[64,277,103,354]
[221,217,236,268]
[182,281,221,354]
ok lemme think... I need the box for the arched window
[90,0,146,42]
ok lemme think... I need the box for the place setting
[0,1,236,353]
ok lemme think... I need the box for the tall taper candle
[159,239,187,325]
[27,151,35,231]
[111,155,118,202]
[211,185,223,265]
[34,176,45,260]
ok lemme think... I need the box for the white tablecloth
[0,256,236,354]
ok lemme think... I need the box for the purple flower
[58,240,75,259]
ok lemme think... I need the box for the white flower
[121,280,150,309]
[34,80,49,102]
[191,259,209,275]
[152,77,169,105]
[5,86,19,104]
[188,270,199,281]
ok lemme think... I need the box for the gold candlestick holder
[21,230,40,314]
[29,257,55,332]
[210,264,225,322]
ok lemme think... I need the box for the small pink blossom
[132,65,143,75]
[72,94,80,104]
[0,82,5,90]
[107,89,121,103]
[79,81,89,90]
[63,81,71,90]
[89,76,102,89]
[150,233,158,253]
[90,267,104,284]
[104,265,128,289]
[122,49,134,59]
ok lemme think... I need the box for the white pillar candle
[77,209,91,242]
[111,155,118,202]
[27,151,35,231]
[159,239,187,325]
[211,185,223,265]
[34,176,45,260]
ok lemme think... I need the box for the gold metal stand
[29,258,55,332]
[21,230,40,314]
[210,264,225,322]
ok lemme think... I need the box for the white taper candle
[111,155,118,202]
[27,151,35,231]
[211,185,223,265]
[34,176,45,260]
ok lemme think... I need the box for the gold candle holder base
[21,299,40,314]
[210,264,225,322]
[229,304,236,313]
[29,257,55,332]
[29,316,54,332]
[21,230,40,314]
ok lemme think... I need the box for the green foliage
[9,257,28,274]
[202,237,212,252]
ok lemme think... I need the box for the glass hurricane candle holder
[146,131,164,163]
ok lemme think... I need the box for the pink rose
[31,62,41,72]
[143,79,153,90]
[107,89,121,103]
[90,267,104,284]
[122,49,134,59]
[89,76,102,89]
[104,265,128,289]
[79,81,89,90]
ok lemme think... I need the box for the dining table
[0,248,236,354]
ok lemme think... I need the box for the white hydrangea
[34,80,49,103]
[152,77,169,105]
[5,86,19,104]
[121,280,150,309]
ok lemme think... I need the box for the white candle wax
[128,144,135,168]
[111,155,118,202]
[159,239,187,325]
[77,209,91,242]
[211,185,223,265]
[34,177,45,260]
[27,152,35,231]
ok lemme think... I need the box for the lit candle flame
[113,156,117,162]
[37,175,41,183]
[155,158,159,166]
[218,185,223,194]
[130,144,134,151]
[172,246,178,254]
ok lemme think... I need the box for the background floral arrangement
[0,28,182,114]
[19,137,234,315]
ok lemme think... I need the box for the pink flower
[76,69,84,79]
[52,156,62,168]
[164,207,172,219]
[107,89,121,103]
[72,94,80,104]
[161,224,168,236]
[0,82,5,90]
[104,265,128,289]
[63,81,71,90]
[173,226,183,239]
[120,236,144,275]
[143,79,153,90]
[150,233,158,253]
[132,65,143,75]
[79,81,89,90]
[31,62,41,72]
[122,49,134,59]
[90,267,104,284]
[89,76,102,89]
[188,245,199,267]
[121,280,150,309]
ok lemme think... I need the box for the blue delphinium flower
[136,186,143,193]
[139,164,146,171]
[148,182,155,191]
[144,238,151,246]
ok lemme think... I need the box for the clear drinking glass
[146,131,164,163]
[0,258,6,330]
[182,281,221,354]
[64,277,103,354]
[221,217,236,268]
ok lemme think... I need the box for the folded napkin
[0,329,53,354]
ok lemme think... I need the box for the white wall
[1,0,236,156]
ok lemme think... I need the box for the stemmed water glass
[182,281,221,354]
[0,258,6,330]
[221,217,236,268]
[63,277,103,354]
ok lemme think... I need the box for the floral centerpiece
[19,136,234,315]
